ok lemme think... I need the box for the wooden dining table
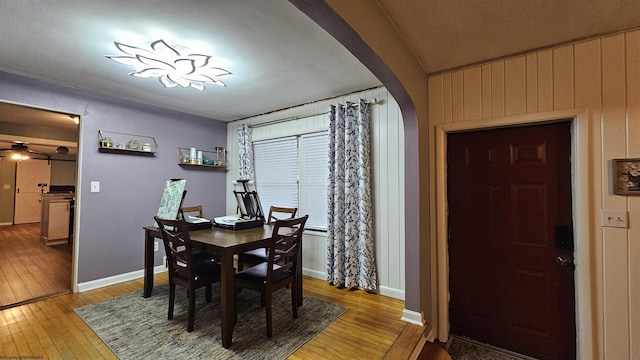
[142,223,303,349]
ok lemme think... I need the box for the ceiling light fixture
[106,39,231,91]
[11,152,29,161]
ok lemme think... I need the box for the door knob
[556,255,568,265]
[556,255,575,270]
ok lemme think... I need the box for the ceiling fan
[0,141,65,160]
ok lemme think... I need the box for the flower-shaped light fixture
[106,39,231,91]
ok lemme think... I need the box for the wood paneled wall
[226,87,406,299]
[428,30,640,359]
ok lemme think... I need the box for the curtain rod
[249,98,379,129]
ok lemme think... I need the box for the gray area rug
[446,335,538,360]
[74,283,346,359]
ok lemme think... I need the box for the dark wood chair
[154,216,221,332]
[237,206,297,271]
[180,205,204,218]
[266,206,298,224]
[179,205,218,261]
[234,215,308,338]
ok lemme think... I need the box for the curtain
[327,99,377,291]
[238,124,255,181]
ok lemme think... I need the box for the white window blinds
[253,136,298,215]
[253,131,329,230]
[299,132,328,229]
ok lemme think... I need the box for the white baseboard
[75,265,167,293]
[303,268,405,300]
[76,265,407,305]
[379,285,404,300]
[401,309,424,326]
[0,222,14,226]
[302,267,326,280]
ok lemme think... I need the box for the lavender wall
[0,72,228,283]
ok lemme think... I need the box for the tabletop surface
[145,224,274,250]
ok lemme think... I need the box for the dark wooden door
[447,122,575,360]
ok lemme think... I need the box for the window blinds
[253,136,298,213]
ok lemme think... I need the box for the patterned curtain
[327,99,377,291]
[238,124,255,181]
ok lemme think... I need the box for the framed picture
[614,159,640,195]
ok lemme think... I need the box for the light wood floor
[0,271,449,359]
[0,223,72,309]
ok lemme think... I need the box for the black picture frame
[614,158,640,195]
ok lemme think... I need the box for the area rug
[446,335,538,360]
[74,284,346,359]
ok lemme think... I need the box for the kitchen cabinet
[40,194,73,245]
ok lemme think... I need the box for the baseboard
[379,285,404,300]
[303,268,405,300]
[302,267,326,280]
[401,309,424,326]
[0,222,14,226]
[75,265,167,293]
[77,266,407,302]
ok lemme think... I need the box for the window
[253,131,328,230]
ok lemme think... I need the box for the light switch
[3,184,9,190]
[602,210,628,228]
[90,181,100,193]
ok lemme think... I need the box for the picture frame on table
[614,158,640,195]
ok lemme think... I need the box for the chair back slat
[154,216,196,279]
[267,206,298,224]
[266,215,308,283]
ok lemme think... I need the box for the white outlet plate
[602,210,628,228]
[90,181,100,193]
[154,241,158,252]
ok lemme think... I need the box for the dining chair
[237,205,297,271]
[266,206,297,224]
[180,205,204,218]
[154,216,221,332]
[234,215,308,338]
[178,205,219,261]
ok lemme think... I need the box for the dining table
[142,223,304,349]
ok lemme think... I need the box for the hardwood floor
[0,272,448,359]
[0,223,72,309]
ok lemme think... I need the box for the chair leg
[291,281,298,319]
[187,287,196,332]
[233,286,238,326]
[205,284,212,303]
[168,283,176,320]
[265,290,273,338]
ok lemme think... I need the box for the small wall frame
[614,158,640,195]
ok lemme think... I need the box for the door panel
[448,122,575,360]
[15,160,50,224]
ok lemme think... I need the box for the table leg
[220,251,235,349]
[297,248,303,306]
[143,229,155,298]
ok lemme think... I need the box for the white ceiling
[1,0,640,156]
[0,0,380,123]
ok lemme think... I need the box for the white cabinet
[40,195,72,245]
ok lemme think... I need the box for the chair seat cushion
[240,248,268,260]
[192,249,218,262]
[174,259,221,281]
[240,248,282,262]
[235,262,291,283]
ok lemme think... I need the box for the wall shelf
[178,147,227,169]
[98,130,157,155]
